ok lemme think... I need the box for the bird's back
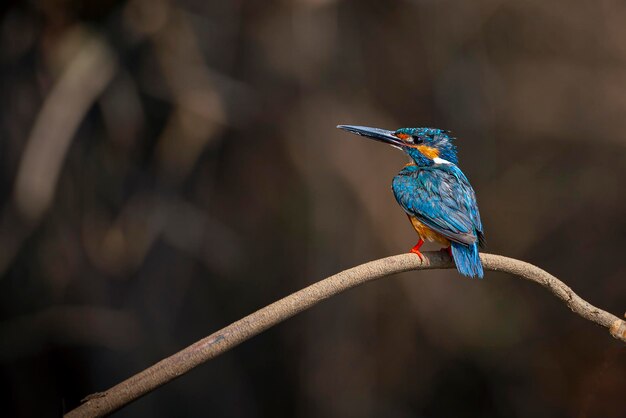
[392,163,485,277]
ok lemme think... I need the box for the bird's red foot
[410,239,425,262]
[440,246,452,257]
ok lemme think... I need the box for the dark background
[1,0,625,417]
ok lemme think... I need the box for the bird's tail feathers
[451,241,484,278]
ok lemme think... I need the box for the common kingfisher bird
[337,125,485,278]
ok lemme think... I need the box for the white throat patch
[433,157,452,165]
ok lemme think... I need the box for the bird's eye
[411,135,423,144]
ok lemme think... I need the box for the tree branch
[64,252,626,417]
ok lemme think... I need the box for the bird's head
[337,125,458,165]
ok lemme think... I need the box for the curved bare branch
[64,252,626,417]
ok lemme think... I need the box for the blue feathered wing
[392,164,485,278]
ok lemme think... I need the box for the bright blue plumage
[451,241,483,279]
[392,164,482,245]
[337,125,485,278]
[392,163,484,278]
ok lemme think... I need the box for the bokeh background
[1,0,625,417]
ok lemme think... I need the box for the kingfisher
[337,125,485,278]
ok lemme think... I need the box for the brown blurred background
[1,0,625,417]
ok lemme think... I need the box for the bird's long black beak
[337,125,405,148]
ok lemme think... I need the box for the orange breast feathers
[408,216,450,246]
